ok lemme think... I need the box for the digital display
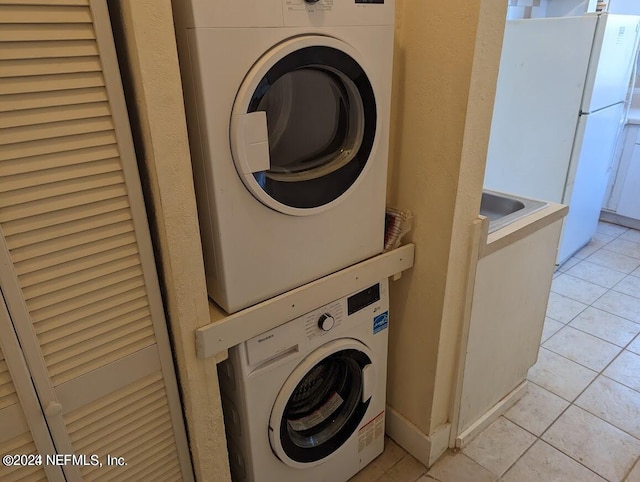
[347,283,380,315]
[355,0,384,3]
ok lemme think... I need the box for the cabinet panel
[458,220,562,435]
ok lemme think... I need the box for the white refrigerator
[484,13,640,265]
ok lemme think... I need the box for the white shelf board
[196,243,415,359]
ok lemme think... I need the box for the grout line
[610,271,640,301]
[508,225,640,480]
[600,244,640,260]
[550,284,640,326]
[623,456,640,481]
[596,222,630,239]
[546,294,589,325]
[600,372,640,398]
[500,382,602,480]
[527,360,622,479]
[557,262,629,290]
[542,327,625,367]
[550,275,610,307]
[564,320,639,349]
[574,233,640,272]
[554,270,612,288]
[573,227,621,261]
[534,346,599,390]
[532,265,640,475]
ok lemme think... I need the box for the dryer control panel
[283,0,394,27]
[176,0,394,29]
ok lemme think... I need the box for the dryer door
[231,36,377,216]
[269,338,375,468]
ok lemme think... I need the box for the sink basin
[481,192,525,221]
[481,190,547,233]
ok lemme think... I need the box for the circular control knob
[318,313,335,332]
[305,0,320,3]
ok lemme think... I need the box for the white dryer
[217,279,390,482]
[172,0,395,313]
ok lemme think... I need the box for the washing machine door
[269,338,376,468]
[230,36,377,216]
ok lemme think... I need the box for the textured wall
[386,0,507,438]
[108,1,231,480]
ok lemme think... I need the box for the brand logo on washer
[257,334,275,343]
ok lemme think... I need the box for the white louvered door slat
[0,5,92,24]
[0,40,99,60]
[0,116,114,145]
[0,291,63,482]
[0,358,19,410]
[0,0,88,5]
[0,57,101,78]
[0,72,105,95]
[0,1,193,480]
[36,301,149,344]
[16,244,138,287]
[0,88,108,112]
[0,185,128,224]
[0,132,117,163]
[21,254,140,297]
[0,199,130,238]
[0,23,96,42]
[0,145,120,176]
[0,102,111,129]
[1,171,124,208]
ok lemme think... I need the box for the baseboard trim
[385,404,451,467]
[455,380,528,449]
[600,211,640,231]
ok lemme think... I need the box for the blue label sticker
[373,311,389,334]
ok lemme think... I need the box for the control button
[318,313,335,331]
[305,0,320,3]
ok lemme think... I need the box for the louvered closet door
[0,1,193,481]
[0,289,63,482]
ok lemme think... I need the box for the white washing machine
[217,279,390,482]
[172,0,395,313]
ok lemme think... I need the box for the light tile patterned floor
[352,221,640,482]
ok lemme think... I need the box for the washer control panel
[304,301,343,339]
[245,280,388,367]
[286,0,333,12]
[304,281,385,340]
[317,313,335,331]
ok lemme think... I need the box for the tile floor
[352,221,640,482]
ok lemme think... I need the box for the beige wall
[387,0,507,437]
[109,1,231,480]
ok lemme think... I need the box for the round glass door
[231,37,377,215]
[269,340,374,467]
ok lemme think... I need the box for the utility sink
[480,190,547,233]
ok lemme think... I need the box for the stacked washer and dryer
[172,0,395,480]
